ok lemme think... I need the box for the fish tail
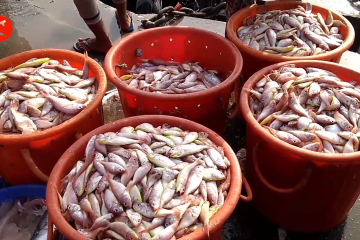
[203,221,210,240]
[104,172,111,181]
[74,165,86,179]
[82,51,89,79]
[125,182,133,192]
[262,126,278,137]
[180,193,188,204]
[53,184,65,212]
[173,209,182,220]
[89,211,98,222]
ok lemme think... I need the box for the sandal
[73,38,106,54]
[115,11,134,34]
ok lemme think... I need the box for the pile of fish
[237,3,346,56]
[248,64,360,153]
[0,198,48,240]
[58,123,231,240]
[0,53,96,134]
[119,59,223,94]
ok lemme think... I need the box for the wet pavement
[2,0,360,240]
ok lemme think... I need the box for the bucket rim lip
[240,59,360,162]
[225,1,355,62]
[104,26,243,100]
[46,115,243,240]
[0,49,107,142]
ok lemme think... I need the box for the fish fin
[262,126,278,138]
[203,222,210,240]
[180,193,188,204]
[82,51,89,79]
[68,174,76,184]
[75,165,87,179]
[82,211,90,229]
[352,126,359,134]
[125,182,133,192]
[89,211,98,222]
[104,172,111,181]
[38,89,50,98]
[173,209,182,221]
[54,185,65,212]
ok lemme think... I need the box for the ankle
[95,36,112,43]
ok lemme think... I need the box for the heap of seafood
[118,59,224,94]
[0,53,96,134]
[248,64,360,153]
[58,123,231,240]
[0,198,48,240]
[237,3,346,56]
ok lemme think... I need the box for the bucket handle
[253,141,313,193]
[239,176,253,202]
[21,132,83,183]
[21,148,49,183]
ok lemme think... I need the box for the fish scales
[58,123,230,240]
[237,3,345,56]
[0,53,96,134]
[249,64,360,153]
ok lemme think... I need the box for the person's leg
[112,0,133,32]
[136,0,153,14]
[73,0,112,53]
[99,0,115,7]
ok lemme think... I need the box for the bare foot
[74,37,113,53]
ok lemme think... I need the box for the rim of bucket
[104,26,243,101]
[226,1,355,63]
[241,59,360,163]
[0,49,107,143]
[47,115,242,240]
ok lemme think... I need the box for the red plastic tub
[0,49,107,186]
[104,26,243,134]
[241,60,360,232]
[226,1,355,81]
[46,115,252,240]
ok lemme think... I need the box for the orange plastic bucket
[226,1,355,81]
[104,26,243,134]
[240,60,360,232]
[0,49,107,186]
[46,115,252,240]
